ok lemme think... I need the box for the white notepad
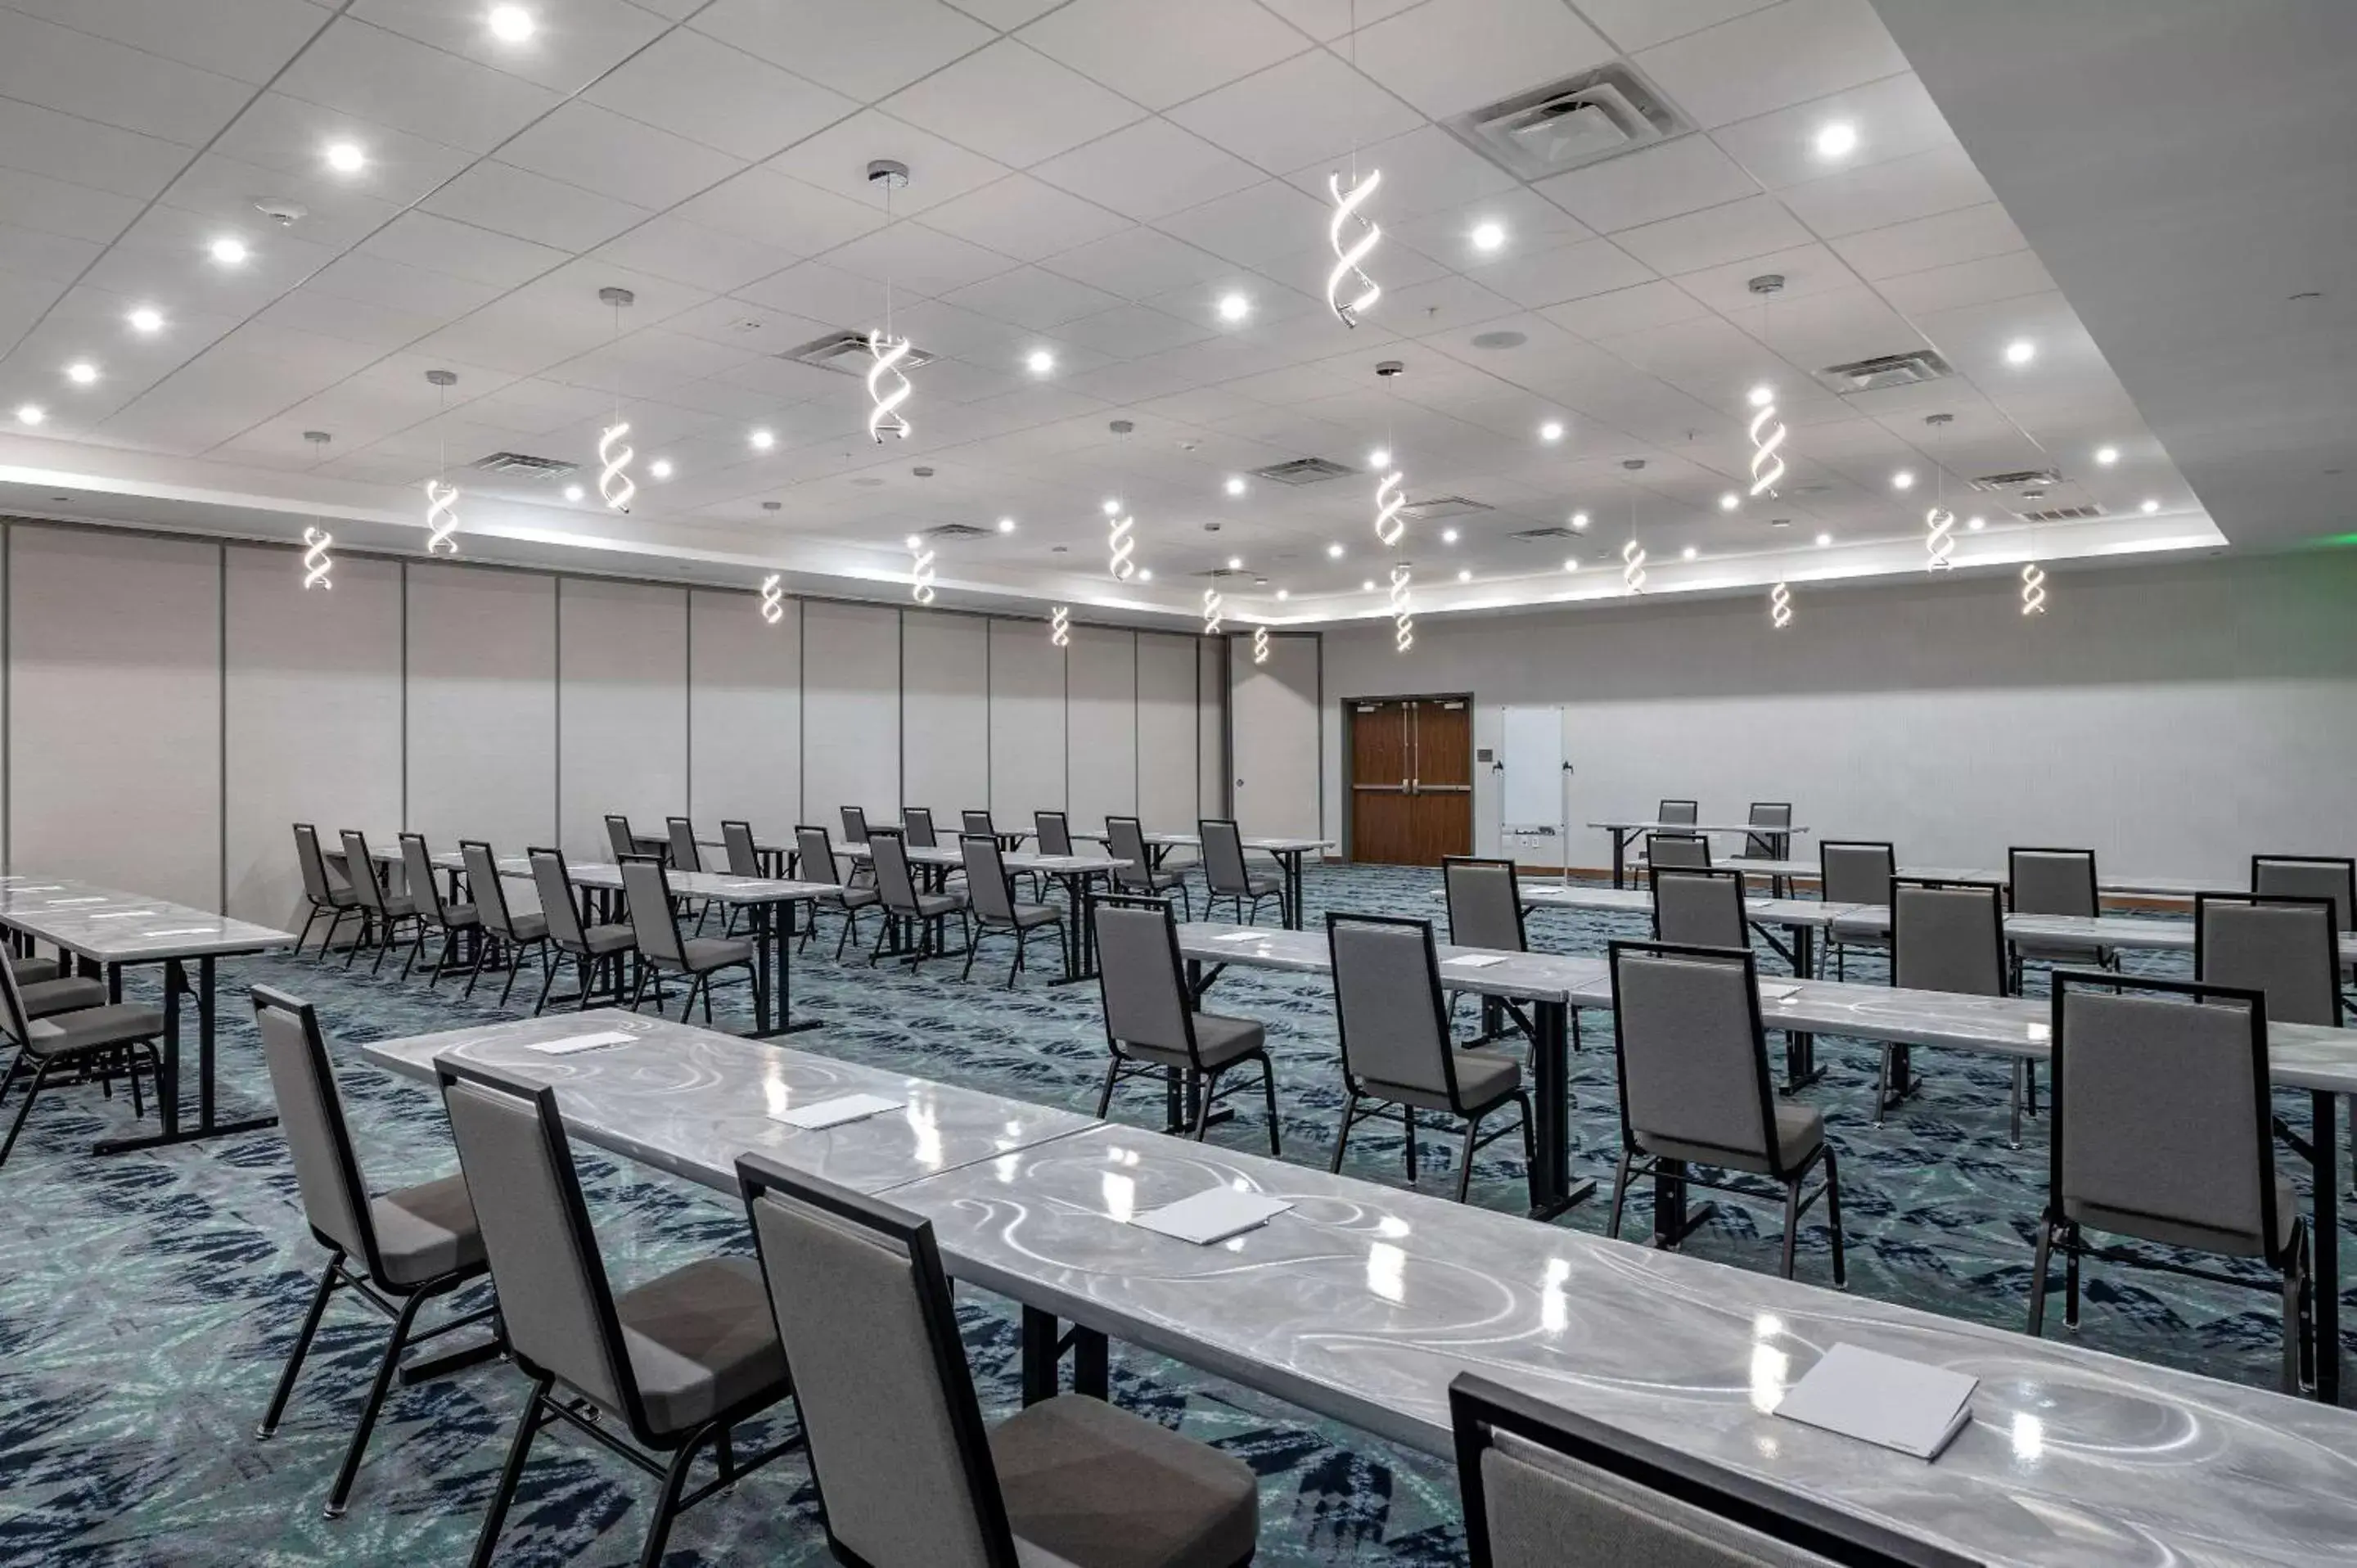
[1447,953,1510,969]
[1758,983,1801,1002]
[525,1030,638,1056]
[1130,1187,1291,1246]
[1773,1344,1977,1460]
[774,1093,904,1130]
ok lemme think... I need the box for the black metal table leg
[750,898,822,1039]
[1782,924,1823,1093]
[2316,1089,2341,1404]
[96,953,276,1155]
[1611,828,1629,889]
[1048,873,1101,985]
[1526,1000,1596,1221]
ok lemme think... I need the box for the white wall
[1232,632,1321,838]
[1310,552,2357,881]
[558,577,686,862]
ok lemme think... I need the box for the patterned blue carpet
[0,862,2332,1566]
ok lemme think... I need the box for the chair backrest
[1744,801,1792,860]
[1656,799,1699,826]
[796,826,844,887]
[1444,856,1526,953]
[2008,847,2096,918]
[459,840,518,937]
[252,985,381,1277]
[1034,809,1074,857]
[292,822,336,904]
[605,813,638,862]
[962,810,994,838]
[2252,854,2355,932]
[1609,942,1782,1172]
[902,806,937,849]
[1819,840,1895,907]
[618,854,687,966]
[0,949,32,1048]
[2052,974,2282,1260]
[1105,816,1155,892]
[868,829,921,914]
[1327,913,1461,1107]
[840,805,870,845]
[438,1060,642,1432]
[958,835,1017,921]
[1649,868,1748,951]
[1449,1374,1973,1568]
[721,820,762,877]
[1891,881,2006,997]
[529,848,589,948]
[339,830,387,913]
[738,1158,1020,1568]
[399,832,447,921]
[1645,831,1710,871]
[1200,818,1251,894]
[665,816,702,874]
[1093,896,1199,1066]
[2197,894,2341,1027]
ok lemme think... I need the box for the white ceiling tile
[882,41,1146,168]
[0,165,142,246]
[5,0,329,83]
[1613,194,1812,274]
[942,264,1127,330]
[1040,225,1236,300]
[1052,303,1215,359]
[1381,272,1525,334]
[1350,0,1616,119]
[944,0,1063,25]
[765,109,1010,217]
[499,101,749,212]
[1778,145,1994,241]
[1019,0,1309,113]
[1156,181,1332,268]
[1539,278,1715,339]
[822,222,1016,298]
[349,0,669,94]
[1459,236,1657,309]
[672,167,883,255]
[304,250,504,318]
[920,177,1130,265]
[1750,282,1918,369]
[0,221,103,285]
[1255,0,1424,43]
[1706,71,1955,190]
[1636,0,1908,129]
[1570,0,1777,53]
[1535,135,1761,234]
[1166,50,1421,175]
[1826,201,2027,280]
[207,92,479,209]
[692,0,995,103]
[878,298,1030,362]
[0,97,189,201]
[735,258,901,328]
[1393,188,1593,269]
[277,16,561,152]
[160,153,407,254]
[1873,249,2055,318]
[1033,119,1264,222]
[583,28,859,161]
[591,214,801,294]
[1280,124,1519,220]
[664,297,836,360]
[1670,240,1859,314]
[424,160,654,252]
[0,8,252,145]
[361,210,573,288]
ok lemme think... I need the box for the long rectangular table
[1721,858,2213,903]
[1079,832,1336,930]
[0,874,294,1154]
[841,842,1129,980]
[1592,819,1812,887]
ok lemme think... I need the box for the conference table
[840,841,1130,981]
[1079,832,1335,930]
[358,1011,2357,1565]
[1719,857,2212,903]
[1591,818,1811,887]
[0,874,294,1155]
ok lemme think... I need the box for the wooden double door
[1348,694,1473,865]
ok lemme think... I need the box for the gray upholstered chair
[737,1156,1259,1568]
[901,805,940,849]
[958,834,1066,987]
[530,849,634,1013]
[340,830,421,974]
[1888,881,2017,1137]
[2254,854,2355,1001]
[840,804,871,845]
[0,950,165,1165]
[438,1060,795,1568]
[606,813,647,863]
[399,832,480,987]
[293,822,363,957]
[1443,855,1531,1045]
[250,986,498,1516]
[1201,818,1282,926]
[961,809,996,839]
[1327,912,1535,1204]
[868,829,967,971]
[1449,1373,1970,1568]
[795,825,878,959]
[1818,840,1895,978]
[2197,894,2342,1026]
[1643,831,1710,872]
[458,841,552,1006]
[664,816,703,874]
[619,855,759,1022]
[1743,800,1793,860]
[719,820,764,877]
[1034,809,1075,857]
[1107,814,1192,917]
[1656,798,1699,826]
[1649,867,1748,950]
[2007,846,2112,987]
[1605,940,1844,1283]
[2031,973,2311,1395]
[1093,895,1279,1151]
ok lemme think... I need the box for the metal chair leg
[0,1060,54,1165]
[1329,1088,1359,1174]
[1823,1147,1846,1287]
[1260,1055,1281,1156]
[1606,1149,1634,1240]
[256,1255,341,1439]
[1454,1113,1482,1203]
[325,1288,431,1516]
[2027,1219,2053,1335]
[635,1430,706,1568]
[469,1378,548,1568]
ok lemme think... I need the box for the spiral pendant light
[1323,0,1381,328]
[866,160,913,443]
[1104,418,1138,582]
[424,369,461,553]
[908,534,936,605]
[1745,276,1787,498]
[594,289,636,512]
[1620,538,1647,594]
[1922,412,1956,570]
[1201,586,1224,635]
[1371,360,1407,547]
[759,573,784,624]
[1388,563,1413,653]
[1251,624,1269,665]
[2021,560,2047,615]
[1049,606,1070,647]
[297,430,335,589]
[1769,579,1792,629]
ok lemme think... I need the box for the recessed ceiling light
[1562,558,1579,573]
[1216,291,1250,322]
[1275,588,1289,600]
[1747,383,1774,408]
[1138,568,1152,581]
[1224,475,1245,496]
[650,457,674,480]
[1457,568,1472,582]
[487,5,534,43]
[1570,511,1589,529]
[2094,445,2119,466]
[1102,498,1120,516]
[1471,221,1506,253]
[2003,338,2037,366]
[1539,420,1564,443]
[1025,349,1054,374]
[563,484,584,501]
[210,237,250,265]
[1814,121,1859,159]
[749,428,775,450]
[997,516,1016,534]
[1967,515,1985,530]
[126,306,164,334]
[64,362,97,385]
[904,533,922,549]
[1440,527,1459,543]
[1326,542,1345,558]
[2140,497,2161,513]
[1718,490,1738,511]
[323,141,366,174]
[16,403,47,426]
[1368,448,1390,470]
[1361,579,1376,592]
[1682,544,1699,561]
[1226,555,1242,570]
[1891,470,1915,491]
[1815,531,1832,547]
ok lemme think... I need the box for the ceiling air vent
[1400,496,1491,524]
[1512,525,1579,540]
[782,330,938,376]
[1972,467,2064,492]
[2016,503,2104,522]
[1444,63,1691,180]
[918,522,991,540]
[471,451,577,479]
[1251,457,1354,485]
[1192,566,1250,579]
[1818,350,1953,393]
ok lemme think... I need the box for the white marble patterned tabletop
[0,875,295,962]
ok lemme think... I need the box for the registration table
[0,874,294,1155]
[1079,832,1335,930]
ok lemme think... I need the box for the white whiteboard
[1499,705,1570,828]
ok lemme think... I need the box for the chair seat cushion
[2067,1174,2298,1259]
[18,975,109,1020]
[378,894,417,918]
[25,1003,165,1057]
[506,912,549,942]
[9,956,61,985]
[2012,936,2108,963]
[1119,1012,1265,1073]
[370,1174,485,1287]
[822,886,881,912]
[581,922,635,955]
[618,1255,789,1438]
[993,1393,1258,1568]
[908,892,965,917]
[1638,1103,1823,1177]
[441,903,480,929]
[1364,1049,1521,1115]
[1007,903,1063,929]
[682,936,753,972]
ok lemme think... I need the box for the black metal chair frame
[526,847,635,1013]
[958,835,1069,989]
[1092,894,1279,1153]
[1201,818,1283,926]
[0,964,163,1165]
[2005,845,2117,990]
[340,829,426,975]
[794,825,877,961]
[619,854,761,1023]
[864,828,970,971]
[457,840,555,1006]
[1818,839,1896,980]
[398,831,478,987]
[293,822,363,958]
[1884,878,2015,1134]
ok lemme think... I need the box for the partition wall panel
[1231,632,1319,839]
[557,576,687,862]
[989,618,1065,827]
[1197,638,1225,824]
[902,613,990,821]
[8,526,222,908]
[1137,632,1199,832]
[223,547,403,926]
[1066,625,1137,834]
[687,588,800,839]
[405,562,557,858]
[801,600,899,823]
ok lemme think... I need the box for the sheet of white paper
[1213,930,1271,943]
[525,1030,639,1056]
[1758,983,1802,1001]
[144,926,221,938]
[46,896,107,905]
[1130,1187,1292,1246]
[1446,953,1510,969]
[774,1093,904,1130]
[88,911,158,920]
[1774,1343,1977,1461]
